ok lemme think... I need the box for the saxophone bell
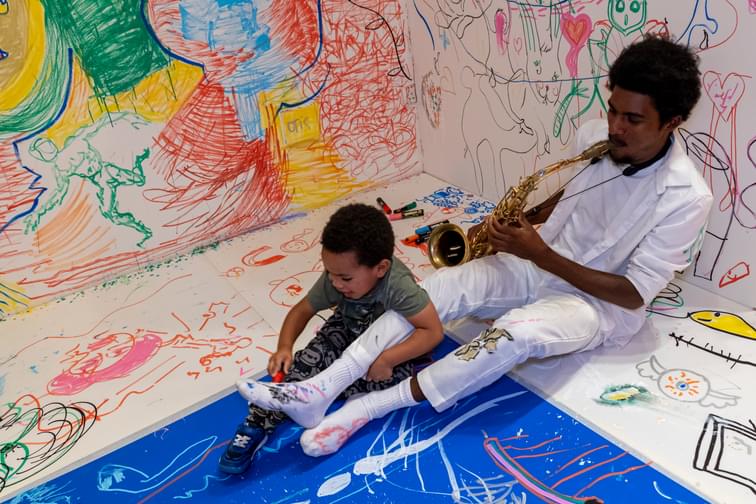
[426,222,471,268]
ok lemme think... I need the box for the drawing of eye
[630,1,641,13]
[615,1,625,13]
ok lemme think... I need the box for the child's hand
[366,354,394,382]
[268,349,293,377]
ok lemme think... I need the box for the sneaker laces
[232,434,251,448]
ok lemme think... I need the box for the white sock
[236,353,365,429]
[300,378,419,457]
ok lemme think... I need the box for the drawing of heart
[561,13,591,50]
[440,65,455,94]
[703,71,745,120]
[513,37,523,54]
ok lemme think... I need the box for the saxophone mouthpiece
[580,139,612,161]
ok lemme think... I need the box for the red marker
[376,197,392,214]
[272,370,285,383]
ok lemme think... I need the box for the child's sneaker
[218,423,268,474]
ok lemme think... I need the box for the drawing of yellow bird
[689,310,756,341]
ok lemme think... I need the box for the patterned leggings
[246,311,417,432]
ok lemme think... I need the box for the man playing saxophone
[238,35,714,456]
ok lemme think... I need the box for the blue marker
[414,219,450,236]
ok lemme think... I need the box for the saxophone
[427,139,611,269]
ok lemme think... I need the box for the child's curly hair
[321,203,394,266]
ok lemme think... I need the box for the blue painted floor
[11,339,705,503]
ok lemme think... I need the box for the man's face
[607,86,679,166]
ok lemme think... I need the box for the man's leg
[300,294,600,455]
[417,294,600,411]
[238,254,538,428]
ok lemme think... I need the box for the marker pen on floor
[401,209,424,219]
[414,219,449,235]
[389,208,424,221]
[393,201,417,214]
[376,197,392,214]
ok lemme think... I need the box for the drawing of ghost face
[608,0,646,36]
[48,332,163,396]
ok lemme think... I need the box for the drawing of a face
[517,7,562,106]
[48,332,162,395]
[269,271,322,307]
[608,0,646,36]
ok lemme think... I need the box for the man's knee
[453,326,526,362]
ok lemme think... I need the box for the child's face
[321,249,390,300]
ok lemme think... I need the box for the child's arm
[366,302,444,381]
[270,298,316,375]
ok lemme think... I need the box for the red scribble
[719,261,750,287]
[241,245,287,267]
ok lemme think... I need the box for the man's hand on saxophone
[486,212,550,262]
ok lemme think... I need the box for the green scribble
[24,114,153,247]
[608,0,647,36]
[596,384,652,406]
[41,0,169,98]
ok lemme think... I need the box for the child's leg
[301,294,600,457]
[236,310,414,428]
[341,358,414,398]
[221,314,355,472]
[238,255,537,428]
[243,312,355,430]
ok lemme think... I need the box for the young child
[219,203,444,474]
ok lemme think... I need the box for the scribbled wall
[0,0,419,318]
[408,0,755,306]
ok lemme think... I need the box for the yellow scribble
[45,59,202,146]
[0,0,45,112]
[0,280,32,316]
[259,86,368,210]
[689,310,756,341]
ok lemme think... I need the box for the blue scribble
[461,200,495,224]
[261,424,303,453]
[178,0,295,140]
[97,436,217,494]
[9,482,75,504]
[172,473,231,499]
[420,186,469,208]
[413,0,434,50]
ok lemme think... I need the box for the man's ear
[375,258,391,278]
[664,115,682,131]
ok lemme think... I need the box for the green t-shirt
[307,257,429,335]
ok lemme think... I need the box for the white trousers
[345,253,601,412]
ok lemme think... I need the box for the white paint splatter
[353,391,527,476]
[317,472,351,497]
